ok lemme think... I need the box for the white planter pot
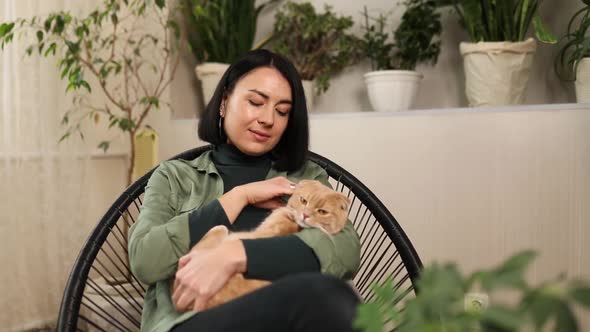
[364,70,423,112]
[302,79,315,111]
[575,58,590,103]
[195,62,230,105]
[460,38,536,107]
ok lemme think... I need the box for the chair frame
[57,145,422,331]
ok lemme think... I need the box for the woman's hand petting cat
[238,176,295,209]
[172,239,247,312]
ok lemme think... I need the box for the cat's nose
[303,213,309,220]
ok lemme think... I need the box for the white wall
[157,104,590,282]
[171,0,582,118]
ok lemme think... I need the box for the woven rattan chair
[57,145,422,331]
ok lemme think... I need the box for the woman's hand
[239,176,295,207]
[172,239,247,312]
[219,177,295,223]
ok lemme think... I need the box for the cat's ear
[337,193,351,211]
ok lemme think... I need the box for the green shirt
[128,149,361,332]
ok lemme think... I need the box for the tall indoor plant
[441,0,556,106]
[269,1,361,110]
[354,251,590,332]
[184,0,276,104]
[0,0,183,186]
[555,0,590,103]
[361,0,442,112]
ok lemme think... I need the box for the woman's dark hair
[198,49,309,172]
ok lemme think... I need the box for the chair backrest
[57,145,422,332]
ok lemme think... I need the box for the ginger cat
[172,179,350,311]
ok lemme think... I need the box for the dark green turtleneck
[187,144,320,280]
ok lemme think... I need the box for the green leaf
[108,117,119,129]
[481,250,536,291]
[353,303,383,332]
[481,306,524,330]
[36,30,44,42]
[58,132,71,143]
[140,96,160,108]
[570,283,590,308]
[523,291,559,329]
[44,16,53,32]
[26,46,33,56]
[555,301,578,332]
[0,22,15,38]
[118,118,136,132]
[80,80,92,93]
[533,14,557,44]
[111,13,118,25]
[155,0,166,9]
[167,20,180,39]
[44,42,57,57]
[98,141,110,152]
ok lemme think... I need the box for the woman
[128,49,361,332]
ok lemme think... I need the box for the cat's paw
[193,225,229,250]
[209,225,229,236]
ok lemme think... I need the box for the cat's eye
[299,196,307,205]
[317,208,328,215]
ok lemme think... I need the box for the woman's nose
[256,107,274,126]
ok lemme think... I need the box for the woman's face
[221,67,292,156]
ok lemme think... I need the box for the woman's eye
[248,100,263,107]
[317,209,328,215]
[299,196,307,205]
[276,109,289,117]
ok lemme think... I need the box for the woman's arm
[128,163,191,285]
[129,162,236,285]
[239,164,362,281]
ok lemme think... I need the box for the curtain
[0,1,99,330]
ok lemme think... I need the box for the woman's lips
[249,129,271,142]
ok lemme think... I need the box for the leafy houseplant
[446,0,556,44]
[361,0,442,112]
[0,0,183,186]
[183,0,275,64]
[354,250,590,332]
[269,1,361,103]
[439,0,557,106]
[184,0,276,104]
[554,0,590,102]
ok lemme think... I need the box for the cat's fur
[172,179,350,311]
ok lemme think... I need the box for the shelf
[308,103,590,119]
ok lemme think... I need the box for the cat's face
[287,180,349,234]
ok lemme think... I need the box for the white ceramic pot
[460,38,536,107]
[195,62,230,105]
[364,70,423,112]
[301,79,314,111]
[575,57,590,103]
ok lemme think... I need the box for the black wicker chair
[57,145,422,331]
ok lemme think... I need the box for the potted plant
[183,0,276,104]
[269,1,361,110]
[440,0,556,107]
[360,0,442,112]
[555,0,590,103]
[354,250,590,332]
[0,0,183,186]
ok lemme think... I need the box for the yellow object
[132,128,159,181]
